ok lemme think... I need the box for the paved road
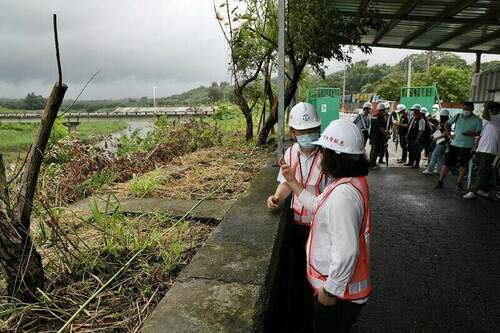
[357,167,500,332]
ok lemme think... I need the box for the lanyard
[297,149,319,187]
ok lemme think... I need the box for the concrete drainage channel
[141,163,292,332]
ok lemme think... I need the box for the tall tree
[215,0,274,141]
[257,0,383,145]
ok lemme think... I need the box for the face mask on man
[296,133,320,150]
[463,110,472,117]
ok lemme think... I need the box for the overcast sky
[1,0,500,100]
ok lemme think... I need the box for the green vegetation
[77,121,128,140]
[0,121,128,162]
[129,169,170,198]
[304,52,500,103]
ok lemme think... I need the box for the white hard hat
[313,119,365,155]
[396,104,406,113]
[432,104,440,110]
[288,102,321,130]
[421,107,428,114]
[410,104,422,112]
[363,102,372,109]
[439,109,450,116]
[377,102,387,110]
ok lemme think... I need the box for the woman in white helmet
[267,102,331,329]
[280,119,372,333]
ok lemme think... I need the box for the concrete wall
[141,163,290,333]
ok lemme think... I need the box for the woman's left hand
[280,160,298,184]
[317,287,337,306]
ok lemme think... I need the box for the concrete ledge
[69,197,234,221]
[142,164,287,332]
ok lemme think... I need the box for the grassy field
[0,121,128,161]
[0,107,31,113]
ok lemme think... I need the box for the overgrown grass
[0,123,38,152]
[0,107,31,113]
[129,169,170,198]
[1,195,214,332]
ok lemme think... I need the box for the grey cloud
[1,1,499,99]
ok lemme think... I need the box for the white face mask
[463,110,472,117]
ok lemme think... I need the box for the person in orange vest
[267,102,331,331]
[280,119,372,333]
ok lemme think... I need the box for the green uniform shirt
[447,113,482,148]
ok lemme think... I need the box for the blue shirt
[448,114,482,148]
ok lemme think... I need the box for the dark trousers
[369,140,384,167]
[399,134,408,162]
[408,140,423,167]
[313,297,364,333]
[472,152,496,192]
[362,131,369,146]
[289,223,313,332]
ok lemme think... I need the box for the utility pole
[277,0,285,155]
[153,86,157,109]
[407,58,412,97]
[426,51,431,78]
[342,65,347,113]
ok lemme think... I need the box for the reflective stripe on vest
[289,143,324,226]
[306,176,372,300]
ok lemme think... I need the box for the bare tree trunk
[257,59,305,146]
[0,84,67,302]
[234,88,254,141]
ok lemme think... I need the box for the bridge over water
[0,107,214,131]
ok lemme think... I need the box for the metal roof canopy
[335,0,500,55]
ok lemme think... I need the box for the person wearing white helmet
[280,119,372,332]
[405,104,430,168]
[423,109,450,175]
[432,103,440,114]
[368,102,390,169]
[267,102,331,329]
[353,102,371,144]
[394,104,410,163]
[422,107,438,164]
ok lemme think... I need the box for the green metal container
[400,84,439,115]
[306,88,341,132]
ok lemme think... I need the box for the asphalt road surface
[357,167,499,332]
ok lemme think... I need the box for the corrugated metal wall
[470,70,500,102]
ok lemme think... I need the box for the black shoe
[434,180,443,189]
[411,165,420,169]
[378,160,384,164]
[403,163,413,167]
[456,181,464,191]
[397,159,405,164]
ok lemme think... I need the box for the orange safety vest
[288,143,325,226]
[306,176,372,300]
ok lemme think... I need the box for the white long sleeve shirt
[299,182,368,304]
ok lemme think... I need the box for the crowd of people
[263,100,499,332]
[354,100,500,199]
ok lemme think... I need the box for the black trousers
[408,140,423,167]
[289,223,313,332]
[362,131,369,146]
[399,133,408,162]
[313,297,364,333]
[369,140,384,167]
